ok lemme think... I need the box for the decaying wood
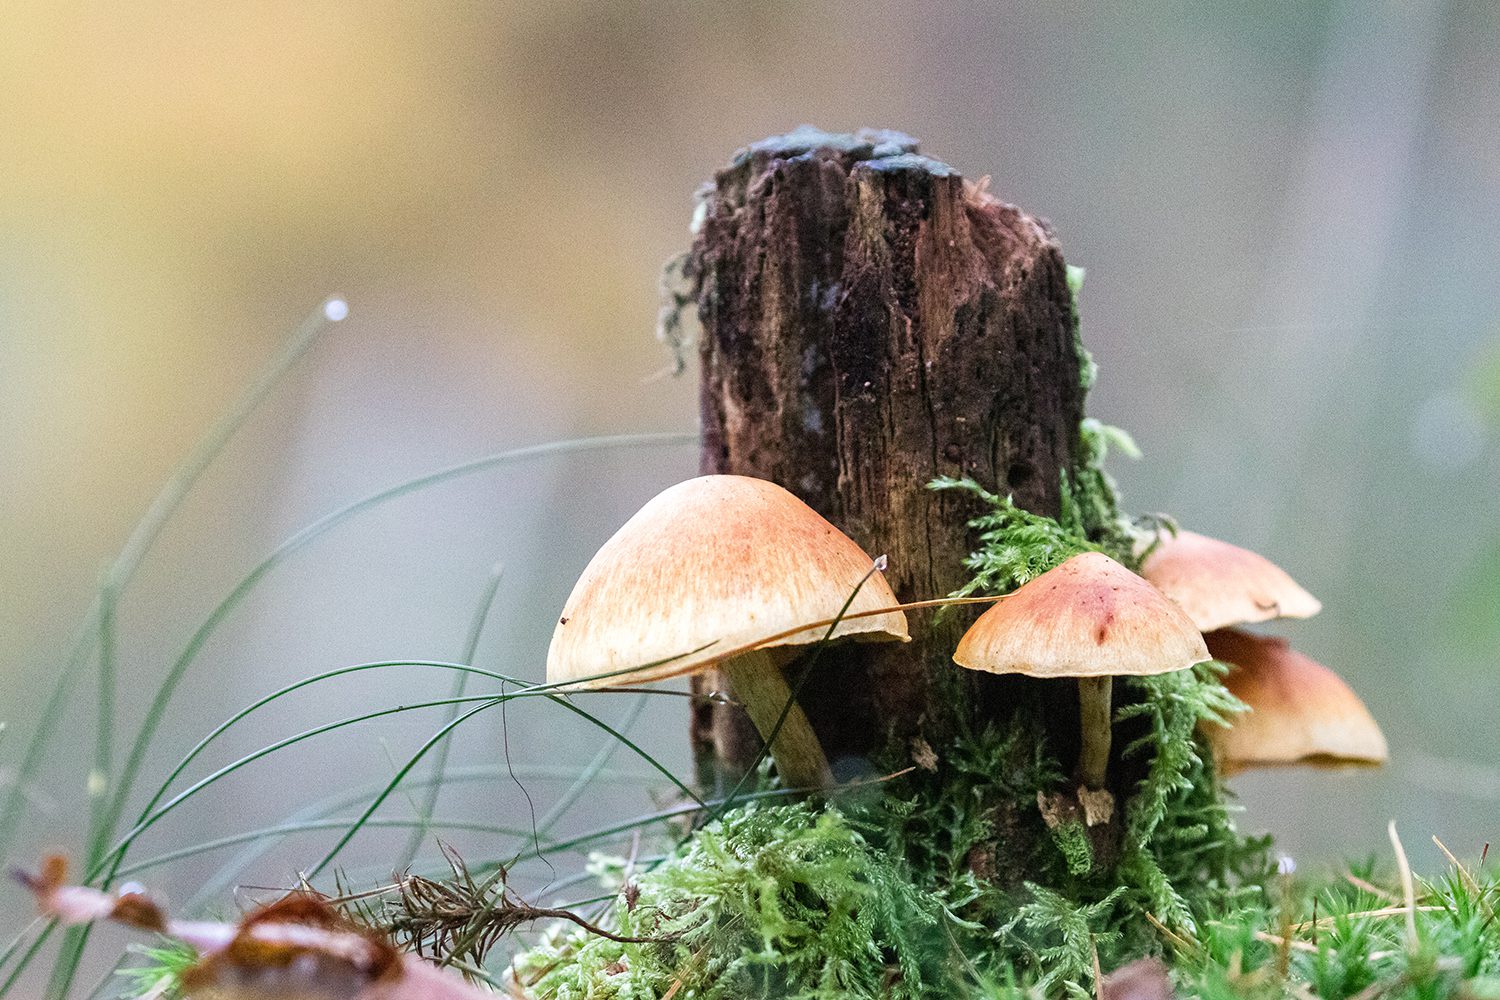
[686,128,1084,784]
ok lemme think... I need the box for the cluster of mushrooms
[546,475,1387,817]
[20,475,1391,1000]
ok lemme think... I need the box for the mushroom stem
[721,649,833,791]
[1076,675,1113,790]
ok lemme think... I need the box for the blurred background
[2,0,1497,988]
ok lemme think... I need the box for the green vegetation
[516,804,946,1000]
[499,368,1495,1000]
[505,795,1496,1000]
[6,274,1489,1000]
[1174,847,1500,1000]
[115,942,196,1000]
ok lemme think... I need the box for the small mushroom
[1202,628,1387,776]
[954,552,1209,820]
[1140,530,1321,632]
[547,475,909,790]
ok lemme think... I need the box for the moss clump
[513,803,947,1000]
[927,475,1107,599]
[1172,857,1500,1000]
[511,702,1270,998]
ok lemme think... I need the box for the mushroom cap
[953,551,1210,679]
[1202,628,1388,775]
[546,475,909,688]
[1140,530,1321,632]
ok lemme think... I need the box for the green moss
[116,940,195,1000]
[1169,856,1500,1000]
[516,271,1275,999]
[1051,820,1095,877]
[514,804,948,1000]
[1067,265,1097,392]
[928,475,1107,598]
[923,375,1271,981]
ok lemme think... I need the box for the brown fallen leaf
[16,855,502,999]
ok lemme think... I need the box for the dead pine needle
[1388,821,1419,951]
[660,944,710,1000]
[1344,871,1399,903]
[1291,904,1444,933]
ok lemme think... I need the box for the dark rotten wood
[687,129,1085,787]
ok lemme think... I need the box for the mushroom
[953,552,1208,821]
[547,475,909,790]
[1202,628,1387,776]
[1140,530,1321,632]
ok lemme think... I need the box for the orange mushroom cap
[1140,530,1322,632]
[953,552,1209,679]
[1202,628,1388,775]
[546,475,909,688]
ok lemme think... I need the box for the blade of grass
[17,690,511,999]
[7,430,698,995]
[80,664,699,895]
[306,701,504,878]
[536,694,649,835]
[121,661,516,850]
[305,683,704,883]
[191,763,658,910]
[0,298,346,854]
[42,300,349,1000]
[119,815,535,880]
[122,655,703,876]
[93,692,514,882]
[91,431,697,873]
[87,585,117,852]
[400,564,507,868]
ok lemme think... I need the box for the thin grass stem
[401,565,507,868]
[537,694,649,835]
[118,816,530,879]
[92,431,696,882]
[306,701,503,878]
[0,299,345,857]
[190,763,655,910]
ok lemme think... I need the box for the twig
[374,846,673,968]
[1254,931,1317,955]
[1143,911,1198,955]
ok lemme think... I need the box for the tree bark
[686,128,1085,789]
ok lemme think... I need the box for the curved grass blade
[400,564,507,868]
[123,655,702,876]
[92,431,696,876]
[536,693,649,835]
[191,763,658,910]
[305,701,503,878]
[305,686,703,882]
[0,298,345,854]
[121,815,534,880]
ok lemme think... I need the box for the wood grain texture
[686,129,1086,785]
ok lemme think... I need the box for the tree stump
[685,128,1086,788]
